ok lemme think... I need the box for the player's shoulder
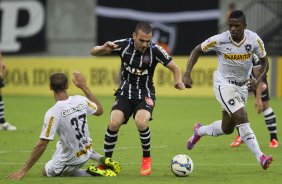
[244,29,260,39]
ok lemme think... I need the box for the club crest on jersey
[145,97,154,107]
[245,44,252,52]
[143,55,150,64]
[228,99,235,106]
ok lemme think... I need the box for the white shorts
[45,159,87,177]
[214,84,248,115]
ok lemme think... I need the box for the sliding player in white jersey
[184,10,273,170]
[7,72,120,179]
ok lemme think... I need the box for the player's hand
[174,81,185,90]
[6,169,27,180]
[255,99,263,114]
[183,72,193,88]
[246,78,258,91]
[72,71,87,89]
[103,41,118,51]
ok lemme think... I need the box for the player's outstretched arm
[166,61,185,90]
[6,139,49,180]
[90,41,118,56]
[72,71,103,116]
[183,44,203,88]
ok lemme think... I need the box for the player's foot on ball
[269,139,278,148]
[260,154,273,170]
[100,157,121,174]
[230,135,244,148]
[187,123,202,150]
[87,165,116,176]
[140,157,152,176]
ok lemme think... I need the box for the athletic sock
[139,127,151,157]
[264,107,278,141]
[0,96,5,124]
[104,127,118,158]
[238,123,263,162]
[89,150,103,164]
[197,120,224,137]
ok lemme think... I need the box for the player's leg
[263,101,278,147]
[261,82,278,147]
[104,96,132,158]
[187,111,232,150]
[233,108,273,170]
[134,97,154,176]
[0,83,16,131]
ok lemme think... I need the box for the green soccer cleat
[100,157,121,174]
[86,165,116,176]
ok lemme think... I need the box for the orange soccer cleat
[269,139,279,148]
[140,157,152,176]
[230,135,244,147]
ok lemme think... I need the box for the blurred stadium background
[0,0,281,98]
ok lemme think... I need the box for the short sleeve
[111,38,130,55]
[252,34,267,58]
[85,99,98,115]
[39,110,59,140]
[201,35,219,53]
[154,44,172,66]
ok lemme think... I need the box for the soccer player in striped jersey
[91,22,185,175]
[184,10,273,170]
[0,51,17,131]
[7,72,120,179]
[230,54,278,148]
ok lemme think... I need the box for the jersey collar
[229,35,246,47]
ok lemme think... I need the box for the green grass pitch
[0,95,281,184]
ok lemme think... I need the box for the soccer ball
[170,154,194,177]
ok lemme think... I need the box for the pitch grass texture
[0,96,281,184]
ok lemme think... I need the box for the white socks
[197,120,224,137]
[89,150,103,165]
[238,123,263,162]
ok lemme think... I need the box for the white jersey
[201,29,266,86]
[40,95,97,165]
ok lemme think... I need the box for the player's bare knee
[135,118,149,130]
[109,120,122,131]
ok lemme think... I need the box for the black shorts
[111,95,155,124]
[0,78,4,88]
[254,77,270,101]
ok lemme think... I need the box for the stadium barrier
[3,56,278,97]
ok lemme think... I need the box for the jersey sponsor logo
[61,104,86,117]
[124,63,148,76]
[202,41,216,52]
[224,53,251,60]
[45,116,54,137]
[219,41,232,44]
[86,101,97,111]
[76,143,92,157]
[145,97,154,107]
[155,45,170,60]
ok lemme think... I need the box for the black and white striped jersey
[111,38,172,100]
